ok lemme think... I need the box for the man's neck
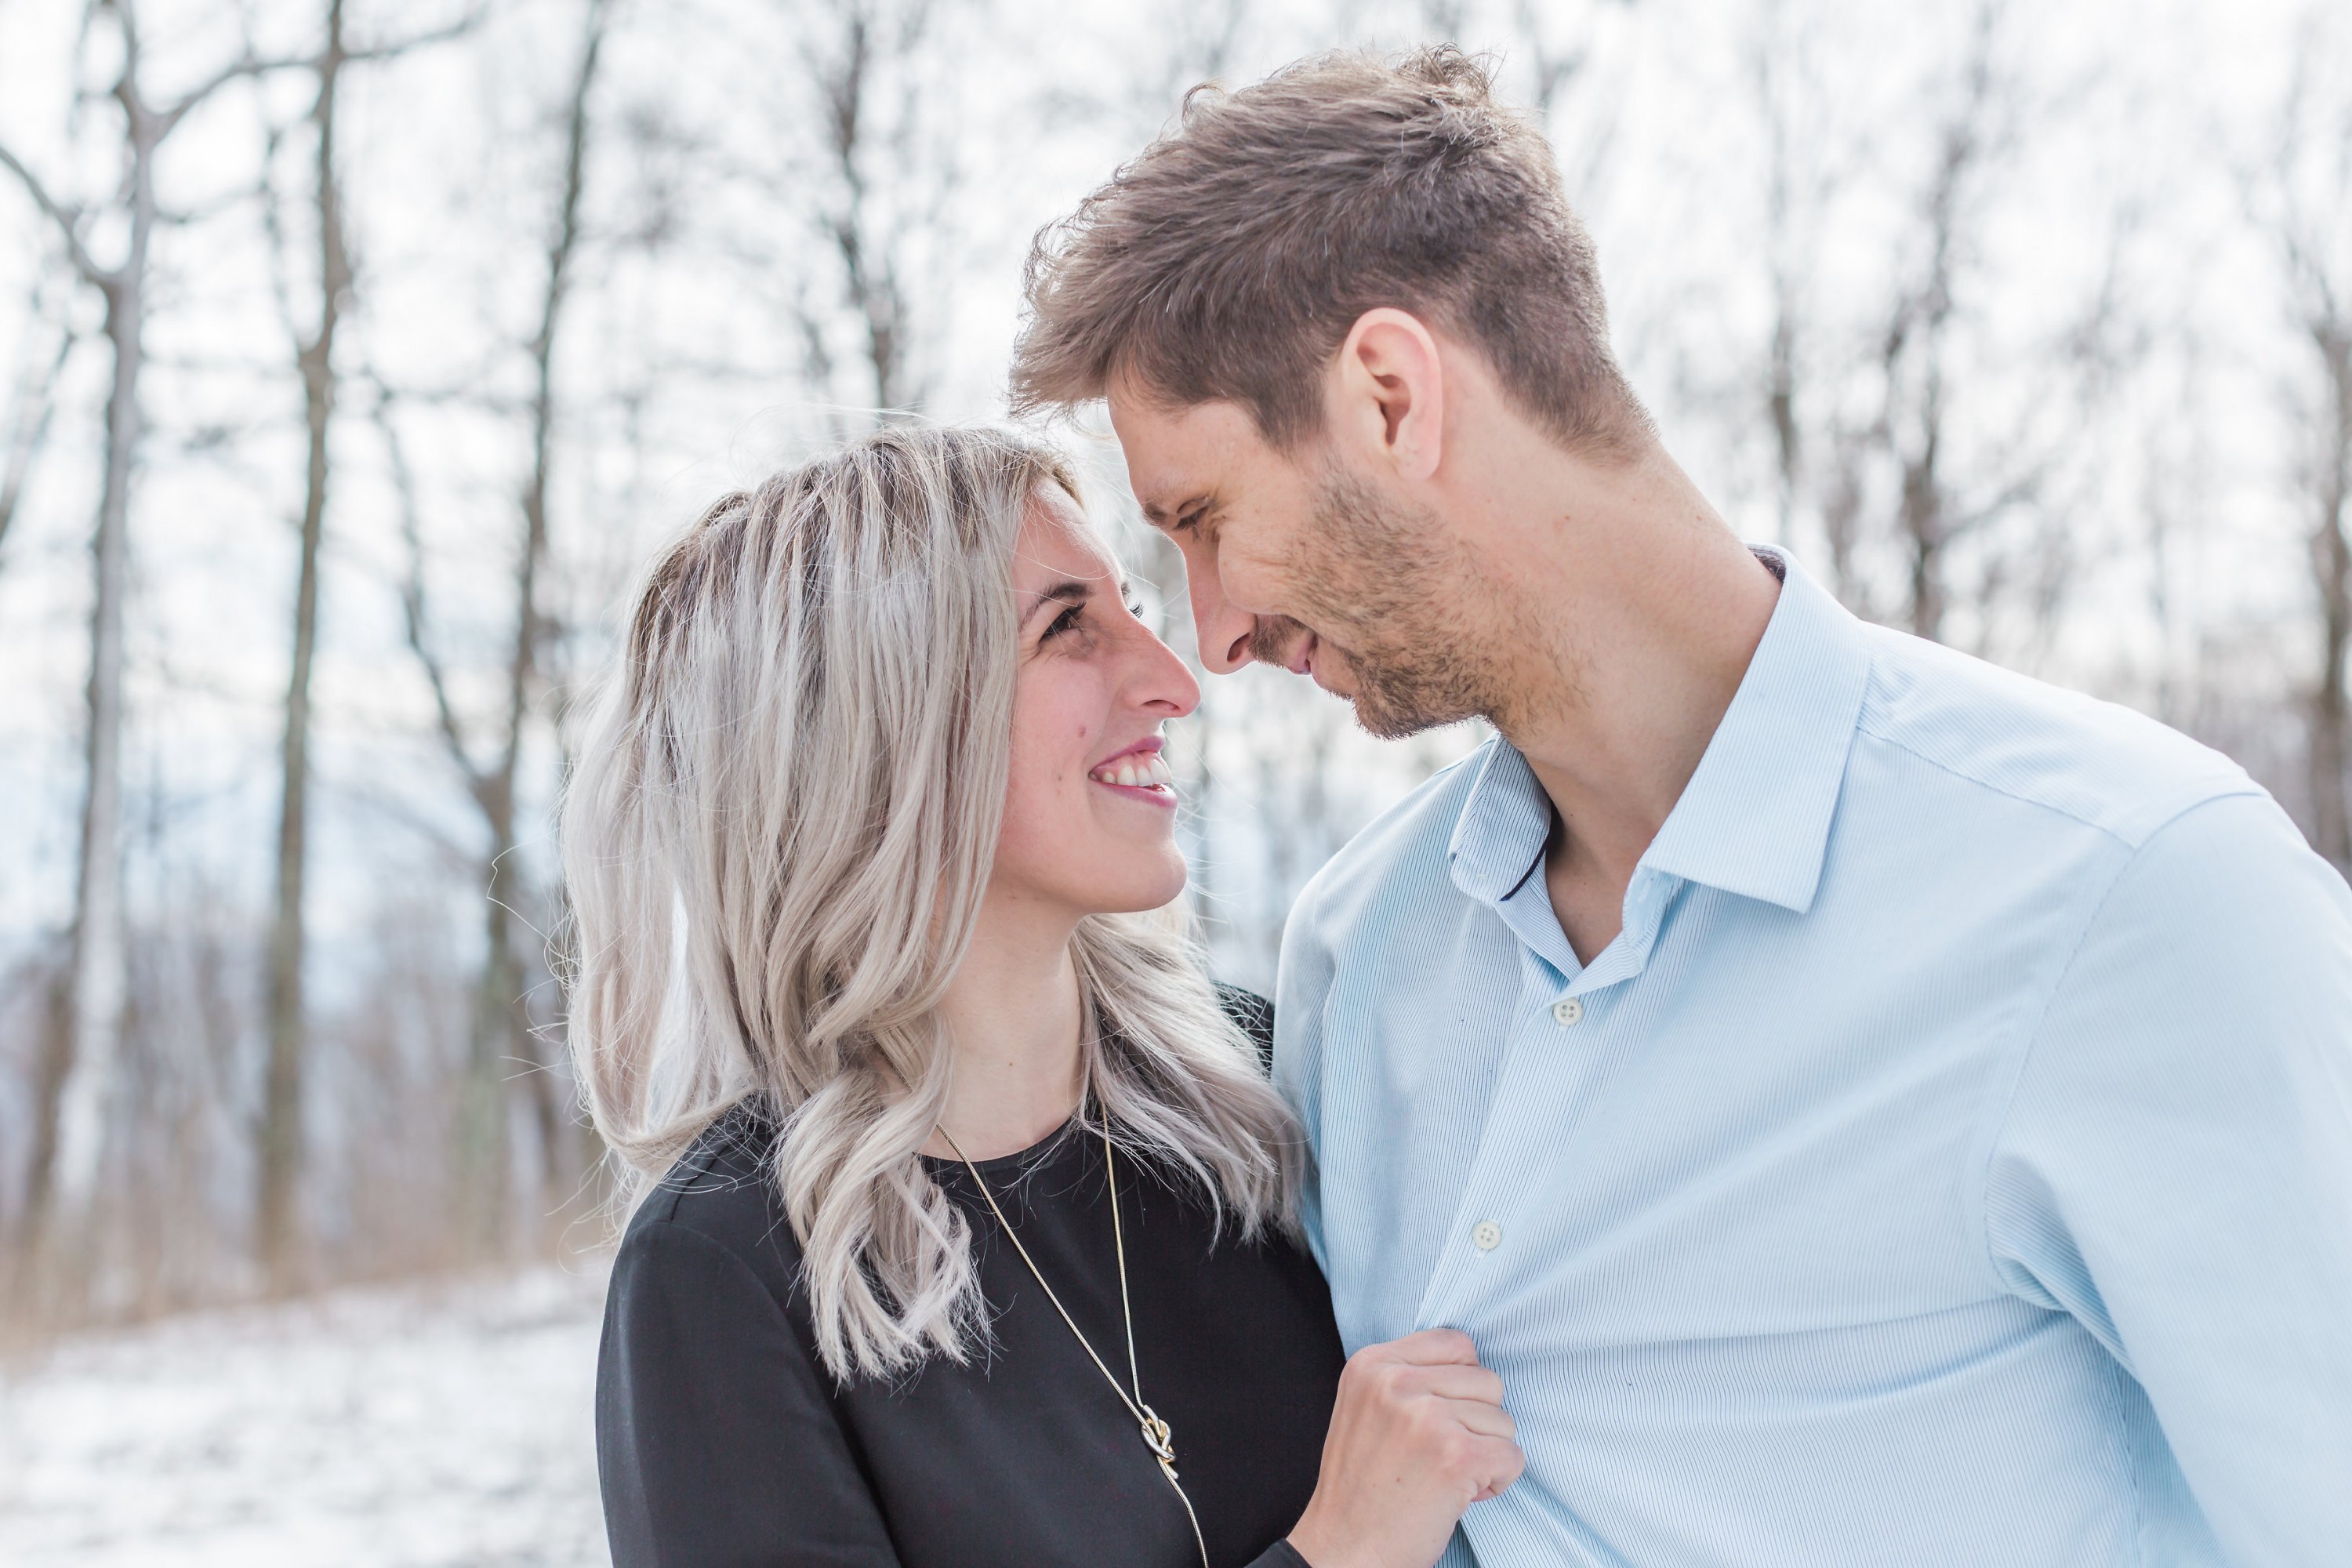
[921,888,1087,1161]
[1474,447,1781,964]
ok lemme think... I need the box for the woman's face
[991,487,1200,922]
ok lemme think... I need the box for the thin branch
[371,383,484,790]
[0,297,78,556]
[154,52,316,139]
[343,5,489,64]
[154,180,269,228]
[256,116,303,350]
[146,2,484,141]
[0,143,110,285]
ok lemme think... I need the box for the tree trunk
[454,0,608,1251]
[47,253,144,1269]
[457,781,521,1250]
[259,0,350,1289]
[1902,412,1947,643]
[2308,328,2352,868]
[9,957,74,1287]
[813,0,921,419]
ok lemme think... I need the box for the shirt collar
[1447,739,1553,905]
[1447,547,1873,916]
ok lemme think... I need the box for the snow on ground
[0,1261,614,1567]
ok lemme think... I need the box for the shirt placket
[1414,867,1682,1333]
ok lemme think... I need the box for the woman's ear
[1331,308,1446,482]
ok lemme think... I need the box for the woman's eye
[1044,604,1084,639]
[1126,601,1146,619]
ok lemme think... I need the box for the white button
[1552,996,1585,1027]
[1472,1220,1503,1251]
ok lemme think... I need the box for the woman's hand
[1283,1327,1523,1568]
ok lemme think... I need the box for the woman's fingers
[1377,1327,1482,1366]
[1460,1431,1526,1501]
[1286,1329,1523,1568]
[1436,1396,1518,1442]
[1399,1362,1506,1406]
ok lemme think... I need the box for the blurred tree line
[0,0,2345,1330]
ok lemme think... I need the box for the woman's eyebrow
[1022,581,1092,622]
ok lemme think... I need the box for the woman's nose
[1130,620,1202,719]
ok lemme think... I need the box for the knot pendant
[1138,1404,1178,1479]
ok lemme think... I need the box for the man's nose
[1189,574,1258,676]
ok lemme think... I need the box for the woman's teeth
[1090,751,1176,792]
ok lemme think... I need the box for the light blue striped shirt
[1274,548,2352,1566]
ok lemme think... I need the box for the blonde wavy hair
[561,424,1300,1381]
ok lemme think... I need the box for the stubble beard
[1262,464,1508,742]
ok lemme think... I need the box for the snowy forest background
[0,0,2347,1448]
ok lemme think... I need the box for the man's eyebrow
[1141,492,1213,528]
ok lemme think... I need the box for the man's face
[1107,381,1500,739]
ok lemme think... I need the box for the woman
[564,426,1519,1568]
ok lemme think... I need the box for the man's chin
[1308,664,1356,701]
[1296,636,1356,699]
[1290,632,1479,736]
[1347,683,1475,742]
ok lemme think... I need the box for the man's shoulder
[1290,739,1492,943]
[1853,622,2261,851]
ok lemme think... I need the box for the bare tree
[790,0,960,418]
[252,0,477,1290]
[1847,2,2012,641]
[1751,0,2126,655]
[252,0,358,1294]
[390,0,612,1250]
[1748,0,1828,549]
[0,0,305,1284]
[2260,19,2352,867]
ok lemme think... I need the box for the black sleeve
[597,1219,903,1568]
[1214,985,1276,1075]
[1248,1543,1313,1568]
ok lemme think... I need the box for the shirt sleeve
[1985,791,2352,1565]
[597,1218,903,1568]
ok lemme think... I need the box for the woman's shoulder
[617,1101,802,1279]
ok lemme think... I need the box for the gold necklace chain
[938,1115,1212,1568]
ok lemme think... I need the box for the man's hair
[1010,45,1653,456]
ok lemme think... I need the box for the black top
[596,993,1342,1568]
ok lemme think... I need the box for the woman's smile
[1087,736,1177,802]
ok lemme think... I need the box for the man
[1010,45,2352,1568]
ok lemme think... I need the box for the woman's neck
[921,887,1086,1161]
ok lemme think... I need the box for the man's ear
[1331,309,1446,482]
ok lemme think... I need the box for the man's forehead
[1107,387,1261,516]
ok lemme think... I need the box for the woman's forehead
[1012,490,1119,586]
